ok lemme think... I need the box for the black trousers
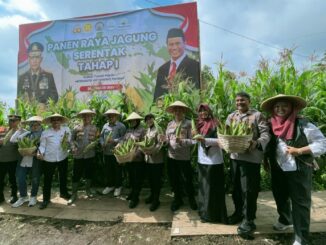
[0,161,18,198]
[104,155,123,188]
[167,157,195,201]
[197,164,228,223]
[127,161,145,201]
[42,159,69,201]
[72,158,94,182]
[147,163,164,202]
[271,161,312,245]
[230,159,261,221]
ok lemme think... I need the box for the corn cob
[2,129,13,145]
[114,139,136,156]
[61,131,69,151]
[175,122,182,138]
[83,139,98,154]
[218,121,251,136]
[105,131,113,145]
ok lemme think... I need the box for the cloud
[0,15,34,29]
[0,0,48,19]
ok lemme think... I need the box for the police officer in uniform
[17,42,58,104]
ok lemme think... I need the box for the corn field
[1,51,325,190]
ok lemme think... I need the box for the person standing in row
[68,109,98,205]
[10,116,43,207]
[262,94,326,245]
[164,101,197,212]
[194,104,228,224]
[0,114,21,204]
[101,109,126,197]
[226,92,270,238]
[123,112,146,209]
[37,113,71,209]
[142,113,164,212]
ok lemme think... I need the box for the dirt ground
[0,214,325,245]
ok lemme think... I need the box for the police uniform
[0,115,21,203]
[17,42,58,103]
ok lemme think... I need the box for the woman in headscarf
[194,104,227,224]
[262,94,326,245]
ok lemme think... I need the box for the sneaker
[102,186,114,195]
[114,187,122,197]
[238,220,256,233]
[28,196,38,207]
[273,221,293,231]
[12,196,29,208]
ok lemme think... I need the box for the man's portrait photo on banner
[153,28,200,101]
[17,42,59,105]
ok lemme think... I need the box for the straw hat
[25,116,43,123]
[43,113,68,124]
[104,109,121,116]
[77,109,96,118]
[125,112,143,121]
[166,101,191,114]
[261,94,307,112]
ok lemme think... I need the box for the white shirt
[39,126,71,162]
[197,138,224,165]
[276,123,326,171]
[169,52,186,73]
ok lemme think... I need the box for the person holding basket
[10,116,43,207]
[223,92,270,238]
[120,112,145,209]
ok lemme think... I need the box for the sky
[0,0,325,107]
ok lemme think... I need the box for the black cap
[144,113,155,121]
[8,114,22,121]
[167,28,185,41]
[27,42,44,54]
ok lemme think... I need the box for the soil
[0,214,324,245]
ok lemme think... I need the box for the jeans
[16,158,40,197]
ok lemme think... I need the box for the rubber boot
[85,179,94,198]
[67,183,78,205]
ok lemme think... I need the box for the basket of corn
[218,121,253,153]
[114,138,137,164]
[18,137,39,156]
[136,136,159,154]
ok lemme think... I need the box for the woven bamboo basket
[218,134,252,153]
[139,143,163,155]
[18,146,37,156]
[114,148,137,164]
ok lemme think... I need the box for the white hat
[43,113,68,124]
[77,109,96,118]
[104,109,121,116]
[166,101,191,114]
[125,112,143,121]
[261,94,307,112]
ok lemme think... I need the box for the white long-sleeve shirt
[38,126,71,162]
[277,123,326,171]
[197,138,224,165]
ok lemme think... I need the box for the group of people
[0,92,325,245]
